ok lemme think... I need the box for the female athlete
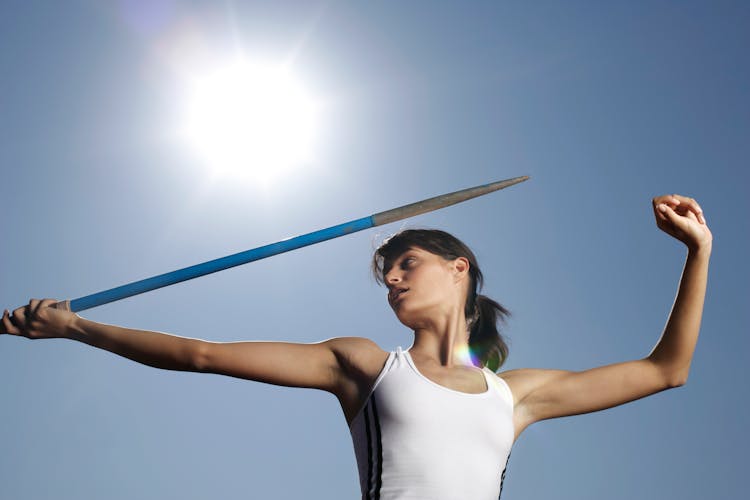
[1,193,711,499]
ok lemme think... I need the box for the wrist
[687,241,712,259]
[64,314,86,341]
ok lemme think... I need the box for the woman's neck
[409,306,472,368]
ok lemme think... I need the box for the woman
[1,193,711,499]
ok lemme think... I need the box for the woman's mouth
[389,288,408,303]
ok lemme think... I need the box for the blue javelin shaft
[59,176,529,312]
[69,217,374,312]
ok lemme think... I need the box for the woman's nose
[385,271,401,284]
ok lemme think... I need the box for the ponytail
[467,294,510,372]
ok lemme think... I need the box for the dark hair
[372,229,510,371]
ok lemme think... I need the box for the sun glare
[182,60,318,183]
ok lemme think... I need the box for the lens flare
[456,343,482,367]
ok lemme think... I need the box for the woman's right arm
[1,299,380,394]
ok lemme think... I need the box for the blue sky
[1,1,748,499]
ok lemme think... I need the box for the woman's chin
[393,309,426,330]
[392,308,413,326]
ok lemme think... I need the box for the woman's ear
[453,257,470,280]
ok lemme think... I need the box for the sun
[182,60,319,183]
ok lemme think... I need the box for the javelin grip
[52,301,71,312]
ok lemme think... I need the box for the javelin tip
[372,175,530,226]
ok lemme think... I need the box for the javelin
[54,176,529,313]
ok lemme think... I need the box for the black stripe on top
[498,451,511,499]
[362,393,384,500]
[371,394,383,499]
[363,401,374,500]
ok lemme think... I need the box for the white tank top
[349,347,514,500]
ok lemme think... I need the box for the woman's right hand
[1,299,77,340]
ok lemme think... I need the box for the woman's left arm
[506,194,712,431]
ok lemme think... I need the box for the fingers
[653,194,706,225]
[653,195,678,225]
[0,309,21,335]
[671,194,705,224]
[653,194,680,207]
[656,202,679,222]
[30,298,42,316]
[11,304,27,325]
[1,299,59,337]
[656,203,674,224]
[655,203,690,243]
[2,308,22,336]
[31,298,57,316]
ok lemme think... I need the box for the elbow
[647,357,690,389]
[662,368,690,389]
[665,375,687,389]
[190,340,213,372]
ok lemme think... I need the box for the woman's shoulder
[326,336,385,350]
[325,336,390,378]
[494,367,571,408]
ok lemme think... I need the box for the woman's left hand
[652,194,712,253]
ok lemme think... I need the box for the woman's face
[383,247,468,327]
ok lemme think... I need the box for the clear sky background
[1,1,748,499]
